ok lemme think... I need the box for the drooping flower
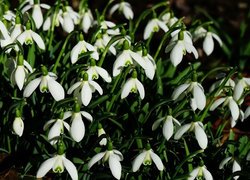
[80,8,94,33]
[161,12,178,27]
[97,123,107,146]
[132,143,164,172]
[233,77,250,101]
[71,34,99,64]
[23,65,65,101]
[99,19,120,35]
[87,59,112,82]
[88,142,123,179]
[17,21,45,50]
[67,73,103,106]
[188,165,213,180]
[61,6,80,33]
[174,121,208,149]
[121,70,145,99]
[165,30,198,66]
[143,18,169,40]
[94,33,116,55]
[109,2,134,20]
[12,109,24,137]
[152,115,181,141]
[219,156,241,180]
[63,102,93,142]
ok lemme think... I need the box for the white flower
[23,67,65,101]
[0,20,13,50]
[71,38,99,64]
[209,77,235,95]
[174,121,208,149]
[210,96,240,122]
[219,157,241,180]
[121,72,145,99]
[152,115,181,141]
[233,77,250,101]
[88,144,123,179]
[17,23,45,50]
[161,13,178,27]
[188,165,213,180]
[43,11,62,31]
[143,18,169,40]
[109,2,134,20]
[94,33,116,55]
[99,20,120,35]
[64,108,93,142]
[113,42,146,76]
[67,73,103,106]
[87,59,112,82]
[13,117,24,137]
[172,81,206,111]
[98,124,107,146]
[165,30,198,66]
[37,153,78,180]
[3,10,15,21]
[81,8,94,33]
[22,1,50,29]
[138,50,156,80]
[132,147,164,172]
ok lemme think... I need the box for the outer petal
[172,83,190,100]
[109,4,119,16]
[15,66,26,90]
[212,33,223,46]
[47,78,65,101]
[63,157,78,180]
[23,77,42,97]
[185,42,198,59]
[70,114,85,142]
[150,151,164,171]
[123,4,134,20]
[232,160,241,180]
[71,42,83,64]
[203,33,214,56]
[80,111,93,121]
[163,116,173,140]
[109,154,122,179]
[88,152,106,169]
[113,52,130,76]
[135,79,145,99]
[244,106,250,119]
[194,123,208,149]
[43,16,52,31]
[229,99,239,121]
[13,117,24,137]
[193,84,206,110]
[63,12,74,33]
[31,31,45,50]
[188,167,199,180]
[121,78,133,99]
[152,117,164,131]
[89,81,103,95]
[0,20,10,39]
[132,151,147,172]
[219,157,232,169]
[36,157,55,178]
[174,123,191,140]
[81,83,92,106]
[48,120,62,145]
[170,42,184,67]
[130,51,147,70]
[32,5,43,29]
[67,81,82,94]
[233,81,244,101]
[17,31,28,45]
[202,167,213,180]
[95,66,112,82]
[157,20,169,32]
[143,20,156,40]
[209,98,226,111]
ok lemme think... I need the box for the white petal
[188,167,199,180]
[203,33,214,56]
[81,83,92,106]
[32,5,43,29]
[165,41,176,53]
[194,123,208,149]
[47,78,65,101]
[229,99,239,121]
[89,81,103,95]
[63,12,74,33]
[0,20,10,39]
[95,66,112,83]
[212,33,223,46]
[17,31,28,45]
[63,157,78,180]
[15,66,26,90]
[185,42,198,59]
[150,151,164,171]
[233,81,244,101]
[109,154,122,179]
[143,20,156,40]
[172,83,190,100]
[202,167,213,180]
[70,114,85,142]
[157,20,168,32]
[24,60,33,73]
[152,117,164,131]
[48,120,62,145]
[43,16,52,31]
[63,111,72,120]
[23,77,42,97]
[132,151,147,172]
[71,42,83,64]
[232,160,241,180]
[113,51,131,76]
[209,98,226,111]
[163,116,173,140]
[123,4,134,20]
[193,84,206,110]
[80,111,93,122]
[121,78,133,99]
[31,31,45,50]
[244,106,250,119]
[113,150,124,161]
[67,81,82,94]
[135,79,145,99]
[170,42,184,67]
[219,157,232,169]
[36,157,55,178]
[109,4,119,16]
[43,119,56,130]
[13,117,24,137]
[174,123,191,140]
[88,152,106,169]
[130,51,147,70]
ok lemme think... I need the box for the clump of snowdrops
[0,0,250,179]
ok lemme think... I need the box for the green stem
[183,139,193,172]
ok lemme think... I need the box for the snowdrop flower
[98,123,107,146]
[87,59,112,82]
[60,6,80,33]
[2,6,15,22]
[109,2,134,20]
[67,73,103,106]
[12,109,24,137]
[143,18,169,40]
[17,21,45,50]
[209,77,235,95]
[152,115,181,140]
[174,121,208,149]
[132,143,164,172]
[121,70,145,99]
[43,11,62,31]
[188,165,213,180]
[165,30,198,66]
[71,34,99,64]
[210,95,240,122]
[113,40,146,76]
[43,112,70,145]
[0,20,12,49]
[233,77,250,101]
[161,12,178,27]
[88,142,123,179]
[172,80,206,111]
[22,0,50,29]
[63,102,93,142]
[80,8,94,33]
[11,54,33,90]
[10,15,23,41]
[37,141,78,180]
[23,65,65,101]
[193,27,222,56]
[94,33,116,55]
[99,19,120,35]
[219,157,241,180]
